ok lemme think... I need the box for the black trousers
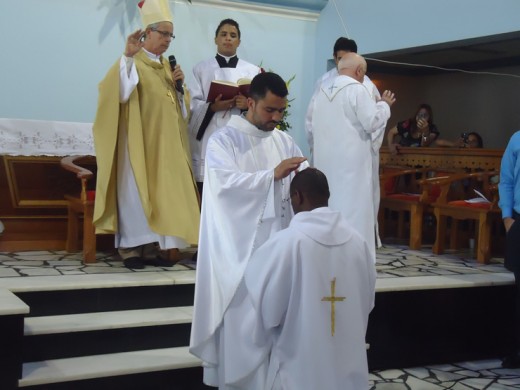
[505,211,520,352]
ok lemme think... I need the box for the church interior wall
[0,0,316,157]
[314,0,520,76]
[311,0,520,151]
[2,0,519,157]
[371,65,520,149]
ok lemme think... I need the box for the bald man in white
[310,53,396,262]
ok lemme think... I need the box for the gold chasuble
[92,51,200,245]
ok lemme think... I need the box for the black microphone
[168,55,184,94]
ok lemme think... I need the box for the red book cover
[206,79,251,102]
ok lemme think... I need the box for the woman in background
[387,103,439,154]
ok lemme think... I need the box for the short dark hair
[215,18,241,39]
[290,168,330,203]
[333,37,358,56]
[249,72,288,101]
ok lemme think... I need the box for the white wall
[0,0,316,155]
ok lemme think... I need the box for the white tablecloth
[0,118,95,156]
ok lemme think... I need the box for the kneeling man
[242,168,376,389]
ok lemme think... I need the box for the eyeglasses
[151,28,175,39]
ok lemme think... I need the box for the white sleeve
[351,87,390,134]
[119,55,138,103]
[188,64,211,135]
[304,78,322,166]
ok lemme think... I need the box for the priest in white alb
[189,72,308,389]
[188,18,260,194]
[242,168,376,389]
[310,53,396,262]
[305,37,386,248]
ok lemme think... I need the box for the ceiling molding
[173,0,321,21]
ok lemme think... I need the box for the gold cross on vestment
[321,277,345,336]
[167,90,175,104]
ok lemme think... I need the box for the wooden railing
[380,147,504,171]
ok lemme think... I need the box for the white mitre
[138,0,173,27]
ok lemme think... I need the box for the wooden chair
[431,170,501,263]
[60,156,97,263]
[378,166,453,249]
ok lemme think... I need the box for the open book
[206,78,251,102]
[464,189,490,204]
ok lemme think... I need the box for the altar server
[189,72,308,389]
[92,0,200,269]
[242,168,376,390]
[189,18,260,195]
[310,53,395,262]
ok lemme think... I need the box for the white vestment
[243,207,376,390]
[188,57,260,182]
[189,115,308,388]
[116,52,188,249]
[306,69,385,247]
[311,75,390,262]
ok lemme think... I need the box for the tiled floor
[1,245,518,388]
[0,244,507,279]
[370,360,520,389]
[0,250,196,278]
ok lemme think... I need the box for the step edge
[19,346,201,387]
[24,306,193,335]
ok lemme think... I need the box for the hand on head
[274,157,307,181]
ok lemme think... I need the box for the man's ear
[294,190,304,206]
[246,97,255,110]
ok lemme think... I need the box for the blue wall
[0,0,316,156]
[314,0,520,75]
[1,0,519,155]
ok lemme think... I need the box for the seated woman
[387,104,439,154]
[435,131,484,149]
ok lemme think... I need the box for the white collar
[142,48,162,62]
[228,115,274,139]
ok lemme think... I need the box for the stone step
[24,306,193,335]
[19,346,201,387]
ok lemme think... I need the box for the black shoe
[123,257,145,270]
[145,256,174,268]
[502,353,520,368]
